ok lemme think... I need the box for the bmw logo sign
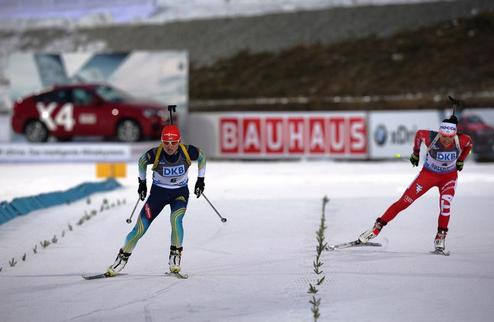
[374,125,387,146]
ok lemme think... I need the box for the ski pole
[126,198,140,224]
[448,95,460,116]
[201,192,227,223]
[168,105,176,124]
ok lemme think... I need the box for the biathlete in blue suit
[107,124,206,275]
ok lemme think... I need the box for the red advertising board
[219,114,368,157]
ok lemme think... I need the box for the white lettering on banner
[288,118,304,153]
[243,118,261,153]
[219,115,367,156]
[328,118,345,153]
[36,102,75,131]
[266,118,284,153]
[349,117,367,153]
[309,119,326,153]
[220,118,239,153]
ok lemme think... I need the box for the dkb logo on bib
[436,152,457,161]
[163,165,185,177]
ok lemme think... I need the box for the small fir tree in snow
[309,196,329,322]
[40,240,50,248]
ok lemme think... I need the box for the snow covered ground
[1,159,493,322]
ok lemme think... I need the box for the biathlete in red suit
[358,115,473,251]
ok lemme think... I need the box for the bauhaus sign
[219,114,367,157]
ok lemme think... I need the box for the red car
[12,83,168,142]
[458,113,494,160]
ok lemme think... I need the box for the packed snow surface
[1,159,493,321]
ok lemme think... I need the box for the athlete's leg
[169,193,189,248]
[379,169,437,223]
[359,171,438,243]
[107,203,160,276]
[122,188,168,253]
[168,189,189,273]
[433,174,457,250]
[437,173,458,231]
[107,186,170,275]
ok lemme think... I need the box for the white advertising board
[0,144,131,162]
[368,110,441,158]
[188,112,369,159]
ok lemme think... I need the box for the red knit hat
[161,125,181,142]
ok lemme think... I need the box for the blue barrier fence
[0,179,121,225]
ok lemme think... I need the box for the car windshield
[95,85,134,103]
[465,115,484,124]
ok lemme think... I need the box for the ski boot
[358,218,387,243]
[106,248,131,276]
[434,228,448,251]
[169,246,183,273]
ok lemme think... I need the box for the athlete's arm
[413,130,431,156]
[458,134,473,162]
[187,145,207,178]
[138,148,156,181]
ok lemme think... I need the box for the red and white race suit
[379,130,473,230]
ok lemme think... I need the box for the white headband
[439,122,457,137]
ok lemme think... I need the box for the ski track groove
[327,270,494,281]
[144,304,152,322]
[68,280,181,321]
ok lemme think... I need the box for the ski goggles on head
[439,122,457,137]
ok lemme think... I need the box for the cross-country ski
[82,272,120,280]
[430,249,451,256]
[165,271,190,279]
[327,240,382,250]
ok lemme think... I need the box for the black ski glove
[456,160,464,171]
[194,177,205,198]
[138,178,147,201]
[410,153,419,167]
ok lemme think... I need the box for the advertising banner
[5,51,188,142]
[368,110,441,159]
[7,51,188,108]
[189,112,368,159]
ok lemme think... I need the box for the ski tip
[82,273,108,280]
[363,241,382,247]
[165,272,189,279]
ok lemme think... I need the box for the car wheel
[24,120,49,142]
[116,119,141,142]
